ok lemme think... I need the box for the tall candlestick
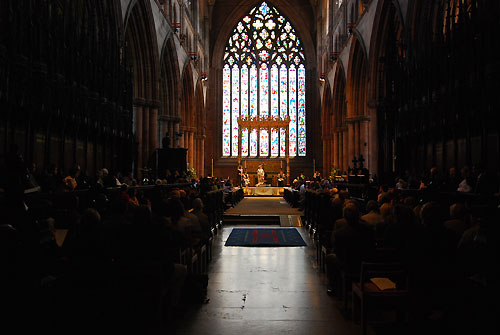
[211,158,214,177]
[313,158,315,173]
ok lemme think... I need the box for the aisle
[224,197,303,216]
[176,225,358,335]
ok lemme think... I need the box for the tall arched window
[222,1,306,157]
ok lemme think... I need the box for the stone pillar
[175,123,180,148]
[150,107,158,152]
[354,121,360,157]
[368,104,378,176]
[343,130,348,172]
[199,135,205,176]
[361,120,369,170]
[333,132,338,169]
[142,106,150,164]
[136,105,143,175]
[170,122,175,148]
[180,130,185,149]
[348,122,354,169]
[189,132,194,168]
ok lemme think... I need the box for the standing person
[277,169,286,187]
[237,165,243,186]
[257,164,265,186]
[242,169,250,187]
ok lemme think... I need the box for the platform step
[223,215,281,225]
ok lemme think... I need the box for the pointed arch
[219,1,308,158]
[194,80,206,175]
[369,0,404,179]
[331,63,347,172]
[180,62,196,168]
[345,35,369,172]
[321,80,333,176]
[124,0,160,176]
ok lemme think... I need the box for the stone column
[333,132,338,169]
[170,121,174,148]
[361,120,369,170]
[150,107,158,152]
[142,106,150,164]
[343,129,348,172]
[348,122,354,169]
[199,134,205,176]
[354,121,360,158]
[175,123,180,148]
[189,131,194,168]
[136,105,143,176]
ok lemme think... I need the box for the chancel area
[1,1,498,334]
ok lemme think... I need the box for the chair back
[359,262,408,292]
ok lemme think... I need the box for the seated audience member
[457,166,473,193]
[361,200,384,228]
[383,204,423,263]
[375,202,392,238]
[64,208,109,273]
[444,167,461,192]
[444,202,468,237]
[455,204,496,335]
[192,198,212,245]
[127,187,139,206]
[403,196,417,210]
[63,165,80,192]
[418,202,458,307]
[326,202,375,294]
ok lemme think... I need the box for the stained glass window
[222,1,306,157]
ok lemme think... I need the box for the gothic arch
[159,36,181,153]
[125,0,160,175]
[194,80,206,175]
[321,81,333,176]
[346,35,369,172]
[369,0,404,178]
[331,63,347,172]
[208,0,318,178]
[180,62,196,168]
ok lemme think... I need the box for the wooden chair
[352,262,409,335]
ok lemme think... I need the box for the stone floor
[176,223,360,335]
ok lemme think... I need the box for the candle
[211,158,214,177]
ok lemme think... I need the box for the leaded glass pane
[223,1,306,157]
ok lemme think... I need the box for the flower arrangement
[186,167,197,180]
[329,168,338,180]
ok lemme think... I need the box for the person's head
[167,198,185,223]
[365,200,379,213]
[380,203,392,220]
[79,208,101,233]
[133,205,152,226]
[420,201,446,229]
[449,167,457,177]
[101,168,109,176]
[170,189,181,199]
[450,202,466,220]
[343,202,360,224]
[391,204,416,225]
[403,196,417,208]
[193,197,203,211]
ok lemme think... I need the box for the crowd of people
[0,148,241,334]
[299,174,498,334]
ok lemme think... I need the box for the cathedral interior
[0,1,498,334]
